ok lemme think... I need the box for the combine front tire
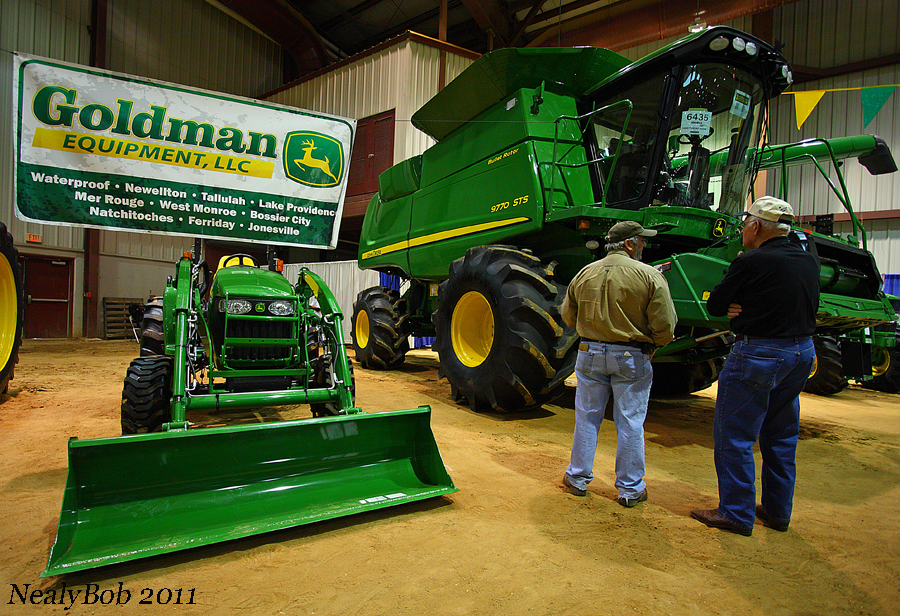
[351,286,409,369]
[432,245,577,413]
[0,222,23,396]
[139,298,165,356]
[804,335,848,396]
[121,355,173,433]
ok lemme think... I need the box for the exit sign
[27,233,41,243]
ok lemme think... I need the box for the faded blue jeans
[566,342,653,499]
[714,337,816,531]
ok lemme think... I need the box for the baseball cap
[605,220,658,243]
[740,196,794,223]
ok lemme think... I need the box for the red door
[19,256,72,338]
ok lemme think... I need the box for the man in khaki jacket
[561,221,677,507]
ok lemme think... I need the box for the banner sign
[13,53,356,249]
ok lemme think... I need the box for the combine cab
[43,246,457,577]
[353,26,897,411]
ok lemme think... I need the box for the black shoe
[562,475,586,496]
[690,508,752,536]
[756,505,789,532]
[616,488,648,508]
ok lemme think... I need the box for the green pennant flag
[861,85,897,128]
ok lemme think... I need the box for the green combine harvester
[352,25,898,411]
[42,246,457,577]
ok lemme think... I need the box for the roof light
[745,41,758,56]
[732,37,746,52]
[709,36,730,51]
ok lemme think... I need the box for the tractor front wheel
[121,355,173,433]
[433,245,578,413]
[0,222,23,396]
[310,357,356,417]
[804,335,848,396]
[351,286,409,369]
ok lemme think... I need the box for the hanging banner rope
[783,84,899,130]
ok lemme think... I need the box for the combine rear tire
[651,358,724,397]
[433,245,578,413]
[139,298,165,356]
[804,335,848,396]
[1,222,24,396]
[860,335,900,393]
[121,355,173,433]
[351,286,409,369]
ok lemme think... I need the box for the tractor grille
[225,319,294,361]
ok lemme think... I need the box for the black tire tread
[0,222,24,396]
[804,335,848,396]
[351,286,409,369]
[140,298,165,357]
[121,355,173,433]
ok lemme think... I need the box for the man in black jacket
[691,197,819,536]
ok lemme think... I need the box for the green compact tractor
[43,244,457,577]
[1,221,24,396]
[352,26,897,412]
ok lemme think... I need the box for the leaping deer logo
[294,139,337,183]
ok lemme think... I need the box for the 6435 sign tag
[680,108,713,136]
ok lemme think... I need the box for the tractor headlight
[224,299,252,314]
[269,300,295,316]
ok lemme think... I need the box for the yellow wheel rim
[872,347,891,377]
[355,310,370,349]
[0,255,16,366]
[451,291,494,368]
[808,354,818,379]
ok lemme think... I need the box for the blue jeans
[566,342,653,499]
[714,337,816,531]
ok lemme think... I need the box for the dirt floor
[1,339,899,615]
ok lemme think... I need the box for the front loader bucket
[43,406,456,577]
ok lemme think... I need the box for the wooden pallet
[103,297,144,340]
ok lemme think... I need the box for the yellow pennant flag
[793,90,826,130]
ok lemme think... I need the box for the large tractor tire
[351,286,409,369]
[139,298,165,356]
[432,245,578,413]
[121,355,173,433]
[804,335,848,396]
[1,222,24,396]
[860,334,900,393]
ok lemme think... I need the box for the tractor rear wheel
[139,298,165,356]
[1,222,24,396]
[860,333,900,393]
[433,245,578,413]
[804,335,848,395]
[121,355,173,433]
[351,286,409,369]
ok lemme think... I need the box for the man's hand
[727,303,743,319]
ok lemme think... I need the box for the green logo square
[283,131,344,187]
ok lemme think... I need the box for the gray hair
[604,240,627,252]
[751,216,791,233]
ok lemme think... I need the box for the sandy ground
[1,338,899,615]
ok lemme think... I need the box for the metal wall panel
[770,0,900,274]
[266,39,474,167]
[282,260,380,342]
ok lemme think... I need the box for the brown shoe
[756,505,789,532]
[562,475,586,496]
[690,508,753,536]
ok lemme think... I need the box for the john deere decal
[13,53,356,249]
[283,132,344,187]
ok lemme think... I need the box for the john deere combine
[353,26,897,411]
[43,245,456,577]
